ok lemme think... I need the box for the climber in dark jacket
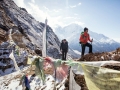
[60,39,68,60]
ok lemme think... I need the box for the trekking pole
[91,38,93,45]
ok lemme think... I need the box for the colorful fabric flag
[81,63,120,90]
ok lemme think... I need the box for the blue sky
[13,0,120,42]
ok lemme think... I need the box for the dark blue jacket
[60,41,68,52]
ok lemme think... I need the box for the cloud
[27,3,46,20]
[64,16,80,20]
[74,21,85,26]
[53,9,59,13]
[64,17,74,19]
[31,0,35,3]
[69,2,81,8]
[43,6,61,13]
[43,6,51,12]
[13,0,26,8]
[74,13,78,15]
[70,5,77,8]
[65,0,70,8]
[69,21,85,27]
[78,3,81,6]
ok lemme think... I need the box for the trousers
[62,50,67,60]
[81,42,92,56]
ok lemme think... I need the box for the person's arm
[88,34,93,42]
[60,43,62,51]
[88,34,90,41]
[66,42,68,52]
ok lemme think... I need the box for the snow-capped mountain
[54,23,120,53]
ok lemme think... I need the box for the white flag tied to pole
[9,50,20,71]
[69,68,81,90]
[42,19,47,57]
[9,29,19,70]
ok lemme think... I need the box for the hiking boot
[81,55,84,58]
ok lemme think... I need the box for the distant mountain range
[54,23,120,53]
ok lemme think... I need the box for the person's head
[63,39,66,43]
[84,27,88,32]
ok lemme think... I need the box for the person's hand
[91,39,93,42]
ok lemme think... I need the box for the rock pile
[79,48,120,61]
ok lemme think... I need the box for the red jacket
[79,32,91,44]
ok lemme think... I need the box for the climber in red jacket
[79,27,93,56]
